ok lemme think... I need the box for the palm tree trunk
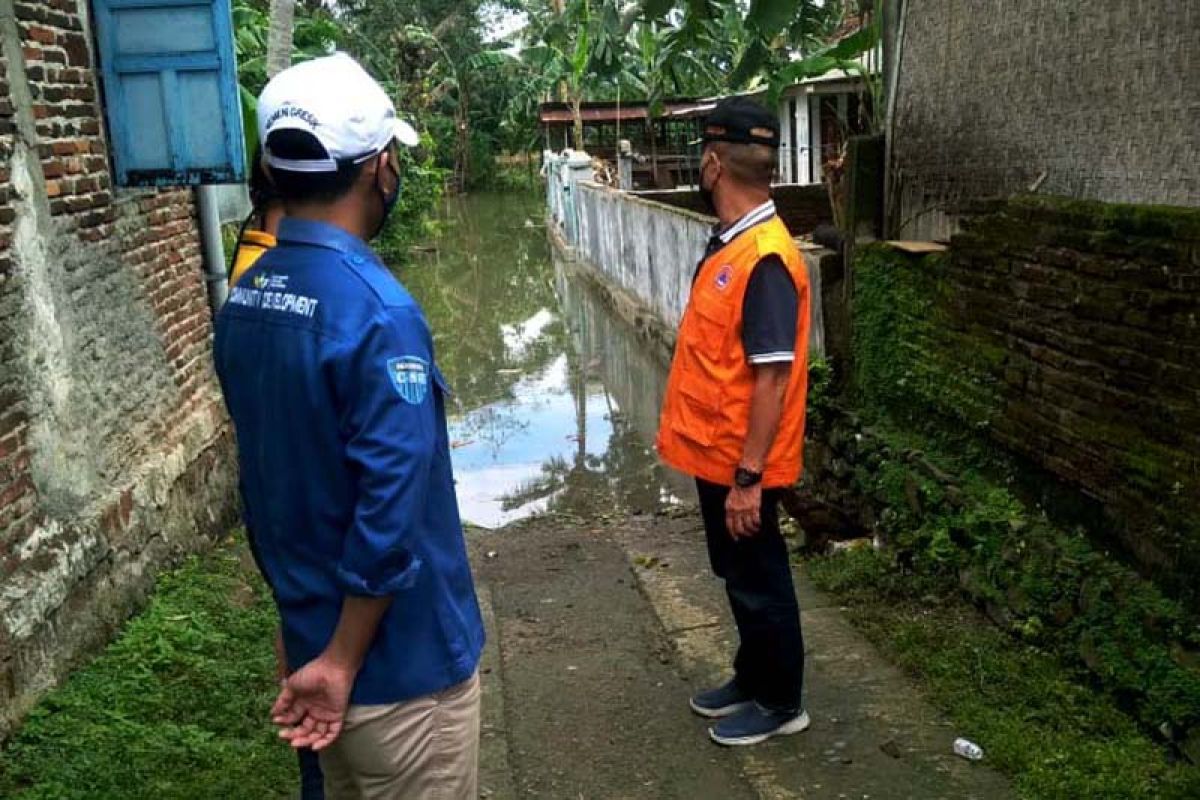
[266,0,295,79]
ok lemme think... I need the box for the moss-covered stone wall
[853,196,1199,603]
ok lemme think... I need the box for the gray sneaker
[709,703,811,746]
[688,679,753,718]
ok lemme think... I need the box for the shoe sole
[708,710,811,746]
[689,698,753,719]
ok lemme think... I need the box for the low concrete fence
[635,184,833,236]
[562,179,827,357]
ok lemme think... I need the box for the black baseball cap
[697,96,780,148]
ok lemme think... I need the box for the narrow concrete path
[471,509,1013,800]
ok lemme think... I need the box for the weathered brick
[24,25,55,45]
[61,32,89,68]
[877,194,1200,603]
[0,0,237,741]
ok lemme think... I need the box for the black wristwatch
[734,467,763,488]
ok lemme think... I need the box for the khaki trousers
[319,672,481,800]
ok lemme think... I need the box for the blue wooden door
[92,0,245,186]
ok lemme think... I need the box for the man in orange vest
[657,96,810,747]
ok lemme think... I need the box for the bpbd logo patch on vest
[714,265,734,291]
[387,356,429,405]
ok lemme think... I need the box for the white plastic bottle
[953,738,984,761]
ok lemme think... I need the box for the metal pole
[196,185,228,311]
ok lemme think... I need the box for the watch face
[735,468,762,487]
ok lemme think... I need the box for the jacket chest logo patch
[252,272,288,290]
[387,357,429,405]
[714,265,734,291]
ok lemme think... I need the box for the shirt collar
[276,217,377,261]
[714,199,777,245]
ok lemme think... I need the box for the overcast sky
[481,3,527,50]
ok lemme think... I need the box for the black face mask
[373,153,402,239]
[698,159,717,215]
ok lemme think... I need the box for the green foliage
[806,556,1200,799]
[334,0,534,188]
[831,386,1200,738]
[853,221,1200,605]
[514,0,858,144]
[852,244,1000,431]
[805,357,835,430]
[764,22,881,114]
[729,0,849,89]
[231,0,341,97]
[376,134,449,259]
[232,0,341,172]
[0,538,292,799]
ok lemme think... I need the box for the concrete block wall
[0,0,239,738]
[891,0,1200,240]
[576,182,708,330]
[635,184,833,237]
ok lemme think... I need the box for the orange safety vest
[656,215,810,488]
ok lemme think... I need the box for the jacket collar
[714,199,777,245]
[277,217,377,261]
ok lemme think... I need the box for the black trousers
[697,478,805,712]
[298,747,324,799]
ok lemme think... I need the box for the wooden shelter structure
[539,98,713,190]
[538,68,874,192]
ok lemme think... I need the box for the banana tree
[624,16,725,112]
[520,0,629,151]
[635,0,851,92]
[232,0,340,172]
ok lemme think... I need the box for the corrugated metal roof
[540,105,649,123]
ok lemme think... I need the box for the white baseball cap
[257,52,419,173]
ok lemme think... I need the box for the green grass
[0,536,294,800]
[807,547,1200,800]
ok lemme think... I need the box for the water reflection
[391,192,684,529]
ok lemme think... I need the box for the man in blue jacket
[214,53,484,799]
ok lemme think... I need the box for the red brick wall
[10,0,219,474]
[19,0,109,223]
[0,0,239,737]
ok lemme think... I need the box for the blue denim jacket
[214,217,483,704]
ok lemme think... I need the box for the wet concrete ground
[469,510,1013,800]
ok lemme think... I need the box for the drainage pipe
[196,184,228,312]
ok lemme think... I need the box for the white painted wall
[794,94,812,185]
[778,102,794,184]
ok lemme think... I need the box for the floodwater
[391,191,686,529]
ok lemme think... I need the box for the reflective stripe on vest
[656,215,810,488]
